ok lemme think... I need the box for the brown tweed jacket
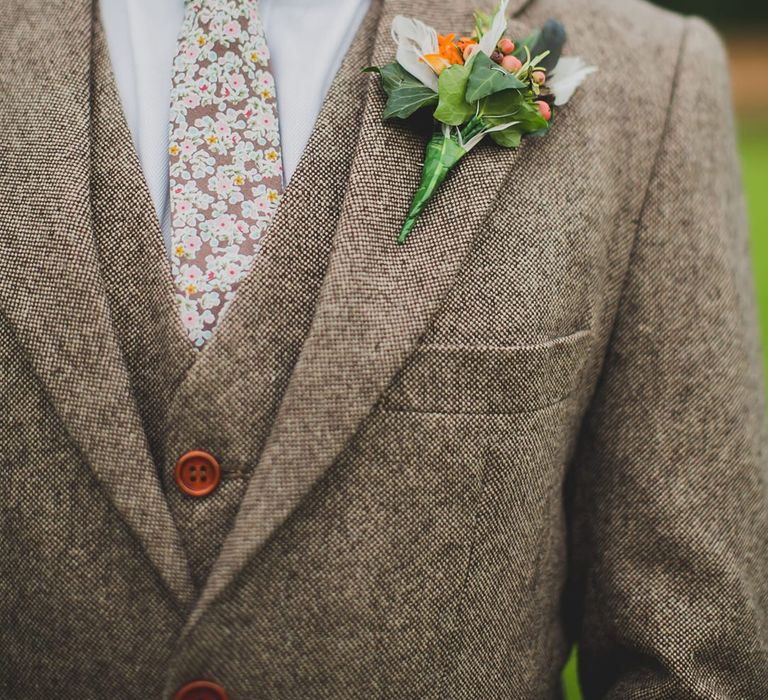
[1,0,767,697]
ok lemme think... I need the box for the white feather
[391,15,440,91]
[478,0,510,57]
[548,56,597,106]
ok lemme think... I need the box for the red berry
[536,100,552,121]
[501,54,523,72]
[498,37,515,55]
[531,70,546,85]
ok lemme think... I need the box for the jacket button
[174,679,229,700]
[175,450,221,497]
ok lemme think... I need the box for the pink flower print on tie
[169,0,283,347]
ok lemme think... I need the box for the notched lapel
[0,0,194,606]
[186,0,535,630]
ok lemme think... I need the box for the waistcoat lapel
[186,0,536,630]
[0,0,194,606]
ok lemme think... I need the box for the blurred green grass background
[741,122,768,365]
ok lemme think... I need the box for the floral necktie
[169,0,283,347]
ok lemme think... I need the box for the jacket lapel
[186,0,535,629]
[0,0,194,606]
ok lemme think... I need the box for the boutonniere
[365,0,597,243]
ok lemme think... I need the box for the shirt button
[174,679,229,700]
[175,450,221,497]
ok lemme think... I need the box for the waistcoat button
[174,680,229,700]
[175,450,221,497]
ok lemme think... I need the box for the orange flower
[437,33,464,65]
[421,54,451,75]
[422,32,464,75]
[456,36,477,53]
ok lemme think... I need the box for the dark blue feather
[531,19,567,72]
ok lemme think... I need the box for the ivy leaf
[367,63,439,120]
[433,63,474,126]
[466,52,526,103]
[383,85,439,120]
[481,90,548,134]
[489,125,523,148]
[366,63,410,94]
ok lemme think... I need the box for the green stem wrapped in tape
[397,133,467,245]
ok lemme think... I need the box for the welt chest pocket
[380,330,592,415]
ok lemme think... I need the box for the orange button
[175,450,221,497]
[174,680,228,700]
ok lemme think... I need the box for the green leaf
[466,51,526,103]
[383,86,439,120]
[370,63,438,120]
[489,125,523,148]
[480,89,523,124]
[480,89,548,134]
[473,9,493,37]
[433,63,474,126]
[515,101,549,134]
[376,63,411,94]
[398,134,467,244]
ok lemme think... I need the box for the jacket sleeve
[564,16,768,699]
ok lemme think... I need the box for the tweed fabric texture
[0,4,190,695]
[90,2,381,590]
[1,0,767,698]
[89,17,198,483]
[562,14,768,698]
[0,0,195,608]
